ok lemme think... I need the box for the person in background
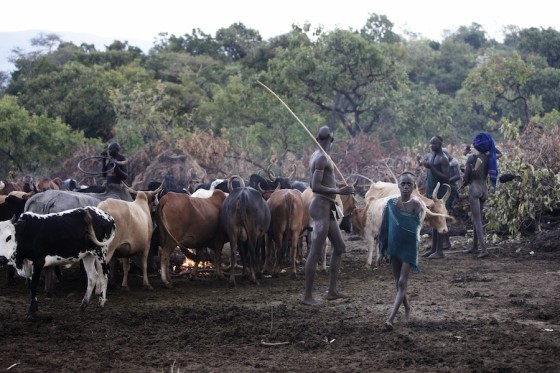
[442,148,461,214]
[377,172,423,331]
[461,132,501,258]
[418,135,450,259]
[102,142,129,187]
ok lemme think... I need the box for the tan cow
[156,190,228,288]
[356,181,452,268]
[264,189,305,278]
[365,181,451,235]
[97,186,162,290]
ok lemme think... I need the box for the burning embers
[169,248,214,277]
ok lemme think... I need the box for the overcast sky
[2,0,559,44]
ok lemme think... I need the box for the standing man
[462,132,501,258]
[303,126,354,306]
[419,136,449,259]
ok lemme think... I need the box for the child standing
[378,172,423,330]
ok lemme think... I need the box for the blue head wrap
[473,132,498,189]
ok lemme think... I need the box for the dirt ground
[1,224,559,373]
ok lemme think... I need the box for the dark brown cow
[264,189,305,278]
[220,182,271,286]
[156,190,228,288]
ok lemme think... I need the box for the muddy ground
[1,225,559,373]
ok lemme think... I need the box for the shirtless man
[377,172,423,330]
[303,126,355,306]
[461,132,501,258]
[419,136,450,259]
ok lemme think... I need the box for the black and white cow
[0,206,116,319]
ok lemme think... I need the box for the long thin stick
[257,80,346,184]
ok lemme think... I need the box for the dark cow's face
[0,220,17,260]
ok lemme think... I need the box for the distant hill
[0,30,153,73]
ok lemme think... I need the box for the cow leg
[43,267,59,297]
[273,235,283,277]
[364,230,376,268]
[213,244,225,280]
[121,258,131,291]
[80,255,98,312]
[263,234,273,275]
[159,245,173,288]
[290,230,300,279]
[228,239,238,287]
[141,250,153,290]
[92,256,109,308]
[27,263,44,320]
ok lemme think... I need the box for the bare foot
[421,250,435,258]
[477,250,489,258]
[426,252,444,259]
[384,321,394,331]
[302,297,323,307]
[325,291,349,301]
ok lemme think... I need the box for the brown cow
[97,186,162,290]
[0,180,22,195]
[156,190,228,288]
[264,189,305,278]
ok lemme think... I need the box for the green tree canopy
[0,95,88,175]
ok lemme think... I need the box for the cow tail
[157,200,199,261]
[240,192,251,244]
[84,208,115,247]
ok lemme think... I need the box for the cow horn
[122,183,138,195]
[442,184,451,203]
[146,182,165,199]
[228,175,245,192]
[288,164,296,180]
[424,208,456,222]
[115,159,130,166]
[267,165,276,181]
[0,181,4,191]
[432,182,440,201]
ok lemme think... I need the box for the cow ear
[10,214,18,224]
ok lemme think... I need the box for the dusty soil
[1,226,559,373]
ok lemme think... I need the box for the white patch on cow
[210,179,225,190]
[17,259,33,279]
[45,254,82,268]
[0,220,17,260]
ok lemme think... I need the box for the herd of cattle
[0,171,452,320]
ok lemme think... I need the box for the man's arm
[461,154,476,188]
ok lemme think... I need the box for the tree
[267,28,409,140]
[0,95,87,175]
[462,52,535,131]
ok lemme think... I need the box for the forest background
[0,15,559,237]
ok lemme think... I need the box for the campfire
[170,248,214,277]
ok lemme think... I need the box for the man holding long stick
[303,126,355,306]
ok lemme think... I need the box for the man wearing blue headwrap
[461,132,501,258]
